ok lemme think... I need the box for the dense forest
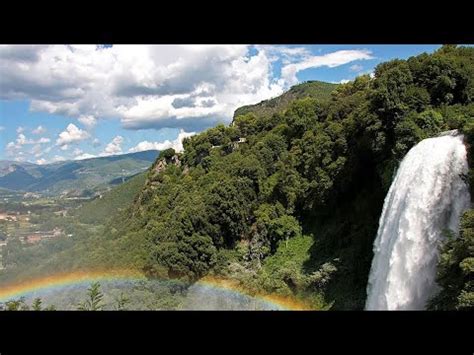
[2,45,473,310]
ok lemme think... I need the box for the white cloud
[36,137,50,144]
[16,126,25,134]
[349,64,364,72]
[4,133,50,156]
[73,148,83,156]
[56,123,90,146]
[6,141,18,155]
[78,115,97,129]
[128,129,195,153]
[51,155,66,163]
[339,79,351,84]
[32,125,47,134]
[92,138,101,147]
[281,50,374,86]
[15,133,49,145]
[36,158,47,165]
[102,135,124,156]
[1,45,376,135]
[0,45,294,132]
[74,153,96,160]
[17,133,27,145]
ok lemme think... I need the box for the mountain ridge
[0,150,159,195]
[233,80,338,120]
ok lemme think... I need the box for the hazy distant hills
[0,150,159,196]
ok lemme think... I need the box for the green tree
[159,148,176,160]
[32,297,42,311]
[5,297,29,311]
[77,282,104,311]
[114,293,130,310]
[428,210,474,310]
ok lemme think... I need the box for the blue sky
[0,45,441,164]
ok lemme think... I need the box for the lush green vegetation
[98,45,472,309]
[0,172,150,284]
[1,45,473,310]
[428,209,474,310]
[233,80,337,118]
[74,172,147,224]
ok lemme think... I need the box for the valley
[0,45,473,311]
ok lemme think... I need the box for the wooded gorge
[105,45,474,309]
[2,45,473,310]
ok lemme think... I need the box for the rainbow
[198,276,311,310]
[0,269,146,303]
[0,269,310,310]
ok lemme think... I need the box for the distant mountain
[0,150,159,196]
[233,80,338,119]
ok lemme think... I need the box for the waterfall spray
[365,131,470,310]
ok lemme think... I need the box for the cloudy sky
[0,44,440,164]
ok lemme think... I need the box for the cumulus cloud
[16,133,27,145]
[36,137,50,143]
[78,115,97,129]
[32,125,47,134]
[36,158,47,165]
[56,123,90,146]
[128,129,195,153]
[16,126,25,134]
[5,132,50,157]
[0,45,276,131]
[0,45,43,62]
[5,141,18,155]
[0,45,374,133]
[102,135,124,156]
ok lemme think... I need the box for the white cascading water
[365,130,470,310]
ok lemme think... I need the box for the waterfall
[365,131,470,310]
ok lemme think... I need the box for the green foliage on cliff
[110,45,474,308]
[233,80,337,119]
[429,210,474,310]
[3,45,473,310]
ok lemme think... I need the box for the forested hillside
[233,80,337,118]
[108,45,473,309]
[2,45,473,310]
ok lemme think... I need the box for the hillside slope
[118,45,474,309]
[74,172,147,224]
[2,46,473,310]
[233,80,337,119]
[0,150,159,196]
